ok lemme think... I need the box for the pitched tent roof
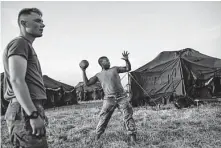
[1,74,77,115]
[130,48,221,106]
[42,76,78,108]
[1,72,3,95]
[1,72,8,115]
[43,75,75,92]
[135,48,221,73]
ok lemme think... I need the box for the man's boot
[96,133,102,141]
[129,134,137,145]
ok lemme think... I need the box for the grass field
[1,100,221,148]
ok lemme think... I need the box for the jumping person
[3,8,48,148]
[80,51,137,144]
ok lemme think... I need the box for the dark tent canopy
[42,75,78,108]
[1,74,77,115]
[130,48,221,107]
[43,75,75,91]
[1,72,8,115]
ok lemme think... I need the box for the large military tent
[1,72,8,115]
[129,48,221,107]
[43,75,78,108]
[1,73,77,115]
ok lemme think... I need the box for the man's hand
[30,117,46,137]
[121,51,130,61]
[80,66,86,71]
[117,50,131,73]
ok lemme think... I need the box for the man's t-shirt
[2,36,47,101]
[96,67,125,96]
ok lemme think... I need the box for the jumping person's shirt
[2,36,47,101]
[96,67,125,96]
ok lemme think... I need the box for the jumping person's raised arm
[117,51,131,73]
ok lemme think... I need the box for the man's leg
[96,98,117,140]
[118,97,137,143]
[5,101,48,148]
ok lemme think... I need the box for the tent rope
[128,73,154,100]
[120,73,127,81]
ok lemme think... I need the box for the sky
[1,1,221,87]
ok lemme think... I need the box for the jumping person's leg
[118,97,137,143]
[95,98,117,139]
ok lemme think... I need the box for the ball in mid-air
[79,60,89,69]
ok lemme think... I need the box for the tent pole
[179,58,187,96]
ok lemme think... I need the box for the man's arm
[82,69,98,86]
[8,55,37,115]
[117,51,131,73]
[9,55,45,136]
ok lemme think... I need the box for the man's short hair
[98,56,107,66]
[18,8,43,26]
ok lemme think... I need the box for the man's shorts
[5,100,48,148]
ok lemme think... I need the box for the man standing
[80,51,137,144]
[3,8,48,148]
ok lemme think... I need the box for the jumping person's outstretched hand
[121,51,130,61]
